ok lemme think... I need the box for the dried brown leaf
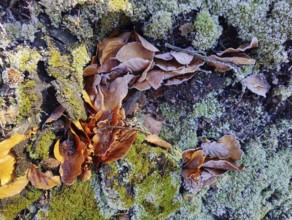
[137,60,155,82]
[131,80,152,91]
[146,69,165,90]
[209,55,256,65]
[101,130,137,163]
[182,149,205,179]
[155,59,184,71]
[142,114,162,135]
[83,64,99,76]
[145,134,172,149]
[97,31,131,59]
[201,142,230,159]
[242,74,270,97]
[155,52,173,60]
[44,105,65,125]
[0,175,29,199]
[116,58,150,73]
[116,42,155,62]
[217,37,258,56]
[218,135,244,161]
[164,73,195,86]
[171,52,193,65]
[100,41,125,65]
[202,160,241,171]
[28,165,61,190]
[102,74,134,110]
[135,32,159,52]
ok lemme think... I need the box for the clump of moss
[191,11,222,50]
[48,180,106,219]
[17,80,38,121]
[47,41,89,120]
[91,133,182,218]
[144,11,172,39]
[0,187,42,220]
[26,128,56,160]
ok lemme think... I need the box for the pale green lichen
[191,11,222,50]
[47,180,106,220]
[208,0,292,64]
[26,128,56,160]
[273,78,292,102]
[6,47,42,74]
[193,93,222,120]
[203,119,292,219]
[159,102,198,150]
[144,11,172,39]
[0,187,42,220]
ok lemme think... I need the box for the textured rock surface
[0,0,291,219]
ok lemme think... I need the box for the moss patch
[91,133,182,218]
[17,80,38,121]
[26,128,56,160]
[47,41,88,120]
[48,181,106,220]
[144,11,172,39]
[191,11,222,50]
[0,187,42,220]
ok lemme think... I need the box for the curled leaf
[116,42,155,62]
[135,32,159,52]
[202,160,242,171]
[217,37,258,56]
[182,149,205,179]
[43,105,65,126]
[101,130,137,163]
[171,52,193,65]
[218,135,244,161]
[0,133,28,156]
[0,154,16,186]
[27,165,61,190]
[145,134,172,149]
[242,74,270,97]
[0,175,29,199]
[83,64,99,76]
[53,139,64,163]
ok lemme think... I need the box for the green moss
[47,45,71,79]
[17,80,38,121]
[47,41,87,120]
[48,181,106,220]
[26,128,56,160]
[135,171,181,220]
[70,44,90,89]
[91,133,182,218]
[144,11,172,39]
[0,187,42,220]
[191,11,222,50]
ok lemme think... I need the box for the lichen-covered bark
[0,0,291,219]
